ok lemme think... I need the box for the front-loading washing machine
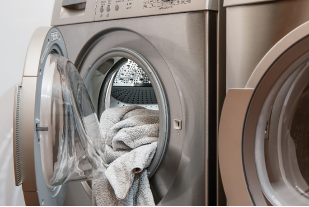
[219,0,309,205]
[13,0,225,205]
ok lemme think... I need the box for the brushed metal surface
[226,0,309,90]
[64,181,92,206]
[246,21,309,89]
[95,0,218,21]
[224,0,275,7]
[218,88,254,206]
[58,11,209,205]
[81,181,92,198]
[23,27,51,77]
[51,0,96,26]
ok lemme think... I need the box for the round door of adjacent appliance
[219,21,309,206]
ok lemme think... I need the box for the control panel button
[115,4,119,11]
[100,6,104,13]
[107,5,111,12]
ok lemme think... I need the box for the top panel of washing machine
[52,0,219,26]
[224,0,275,7]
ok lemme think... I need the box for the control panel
[95,0,218,21]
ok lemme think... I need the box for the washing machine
[13,0,224,205]
[219,0,309,205]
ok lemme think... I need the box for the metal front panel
[246,21,309,89]
[224,0,275,7]
[226,0,309,90]
[51,0,97,26]
[23,27,51,77]
[95,0,218,21]
[64,182,92,205]
[51,0,218,26]
[58,11,211,205]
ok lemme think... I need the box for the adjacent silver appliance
[219,0,309,205]
[13,0,223,205]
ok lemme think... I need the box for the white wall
[0,0,55,205]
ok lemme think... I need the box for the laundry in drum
[39,54,160,205]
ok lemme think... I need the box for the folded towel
[92,106,159,206]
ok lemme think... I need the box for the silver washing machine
[13,0,222,205]
[219,0,309,205]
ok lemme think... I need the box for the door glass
[40,53,106,188]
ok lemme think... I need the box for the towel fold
[92,106,159,206]
[106,142,157,200]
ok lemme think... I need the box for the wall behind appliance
[0,0,55,205]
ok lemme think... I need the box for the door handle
[62,0,87,10]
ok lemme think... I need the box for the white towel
[92,106,159,206]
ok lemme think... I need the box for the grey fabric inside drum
[83,48,168,179]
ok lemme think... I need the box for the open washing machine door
[13,27,70,205]
[12,27,103,205]
[38,53,107,186]
[219,21,309,205]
